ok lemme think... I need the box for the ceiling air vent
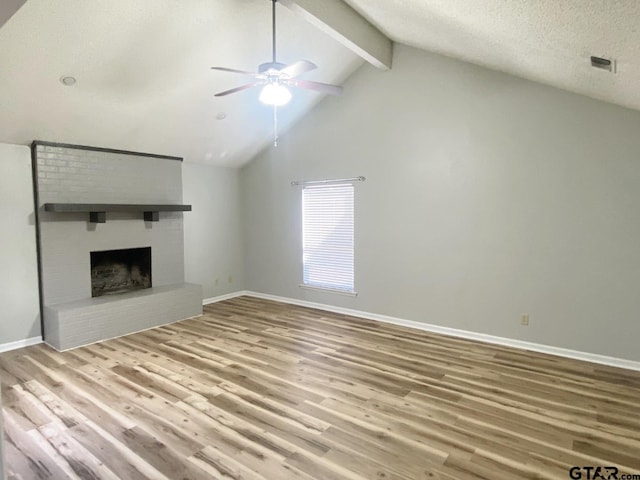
[590,56,615,72]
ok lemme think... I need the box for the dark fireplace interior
[90,247,152,297]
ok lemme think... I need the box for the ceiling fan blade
[287,79,343,96]
[211,66,263,78]
[279,60,317,78]
[214,82,263,97]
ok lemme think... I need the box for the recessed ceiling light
[60,76,77,86]
[216,112,227,120]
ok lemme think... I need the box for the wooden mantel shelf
[43,203,192,223]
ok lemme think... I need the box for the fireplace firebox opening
[90,247,151,297]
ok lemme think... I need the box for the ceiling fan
[211,0,343,107]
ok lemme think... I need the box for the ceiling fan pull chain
[273,104,279,147]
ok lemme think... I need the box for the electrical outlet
[228,275,233,284]
[215,278,219,286]
[520,314,529,326]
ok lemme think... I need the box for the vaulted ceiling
[1,1,639,167]
[0,0,362,166]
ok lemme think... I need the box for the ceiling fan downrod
[271,0,277,64]
[271,0,280,148]
[259,0,285,74]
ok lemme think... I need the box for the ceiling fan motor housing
[259,62,287,74]
[210,0,342,98]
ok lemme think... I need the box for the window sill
[299,284,358,297]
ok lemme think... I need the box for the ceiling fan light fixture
[259,82,292,106]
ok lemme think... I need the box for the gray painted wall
[0,143,40,345]
[241,44,640,362]
[183,163,245,299]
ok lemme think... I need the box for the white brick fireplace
[33,141,202,350]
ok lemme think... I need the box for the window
[302,183,355,294]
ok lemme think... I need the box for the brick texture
[44,283,202,351]
[34,144,202,350]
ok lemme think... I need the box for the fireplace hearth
[90,247,151,297]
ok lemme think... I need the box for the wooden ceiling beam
[279,0,393,70]
[0,0,27,30]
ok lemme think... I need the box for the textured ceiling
[345,0,640,113]
[3,1,639,167]
[0,0,362,166]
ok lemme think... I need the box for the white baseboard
[203,291,250,306]
[0,336,43,353]
[237,291,640,372]
[15,293,635,370]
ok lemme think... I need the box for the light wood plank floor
[1,296,640,479]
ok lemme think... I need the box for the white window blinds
[302,183,355,293]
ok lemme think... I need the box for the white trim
[299,284,358,297]
[0,336,43,353]
[202,291,250,306]
[242,291,640,372]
